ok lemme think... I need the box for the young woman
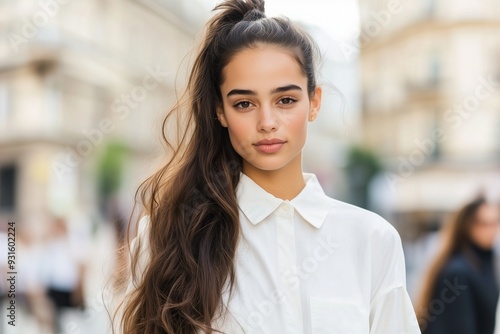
[117,0,420,333]
[416,197,500,333]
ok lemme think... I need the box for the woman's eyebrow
[271,84,302,94]
[226,84,302,97]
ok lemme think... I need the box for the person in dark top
[416,197,500,334]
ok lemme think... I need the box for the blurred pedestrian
[415,197,500,333]
[41,216,87,333]
[18,225,54,334]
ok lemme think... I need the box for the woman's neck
[242,155,306,200]
[469,240,494,260]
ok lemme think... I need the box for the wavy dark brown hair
[414,196,487,331]
[114,0,319,333]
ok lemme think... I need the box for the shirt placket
[276,201,303,333]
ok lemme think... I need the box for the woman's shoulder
[432,254,473,296]
[323,196,400,242]
[302,173,400,243]
[137,215,151,234]
[439,253,474,279]
[125,214,152,294]
[129,215,152,263]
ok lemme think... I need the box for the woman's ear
[308,86,322,122]
[216,104,228,127]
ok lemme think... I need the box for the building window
[0,81,8,126]
[431,109,441,161]
[496,47,500,82]
[0,165,17,212]
[429,53,441,85]
[426,0,436,17]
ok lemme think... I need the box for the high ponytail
[116,0,319,333]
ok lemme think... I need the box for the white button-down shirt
[128,172,421,334]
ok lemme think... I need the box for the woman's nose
[257,105,278,133]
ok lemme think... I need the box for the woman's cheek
[228,123,257,158]
[286,113,308,138]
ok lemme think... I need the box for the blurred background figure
[1,223,54,334]
[40,216,87,334]
[415,197,500,333]
[17,224,52,334]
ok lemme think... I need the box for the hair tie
[242,8,266,21]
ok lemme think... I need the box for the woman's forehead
[220,46,307,94]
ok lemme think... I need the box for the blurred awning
[394,168,500,211]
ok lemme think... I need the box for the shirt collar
[236,172,332,229]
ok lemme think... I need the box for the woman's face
[217,45,321,176]
[469,204,500,250]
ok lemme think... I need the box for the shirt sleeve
[369,222,421,334]
[125,215,151,295]
[370,285,421,334]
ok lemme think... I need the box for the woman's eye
[279,97,296,105]
[235,101,252,109]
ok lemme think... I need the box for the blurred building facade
[0,0,206,235]
[358,0,500,238]
[302,24,363,200]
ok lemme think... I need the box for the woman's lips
[255,142,285,153]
